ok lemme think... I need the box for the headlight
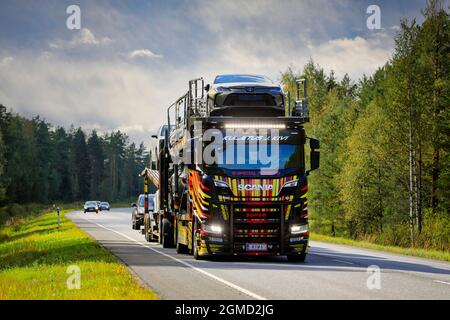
[204,224,222,234]
[138,208,144,214]
[291,224,308,234]
[269,87,283,93]
[216,86,232,92]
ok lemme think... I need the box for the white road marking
[82,216,267,300]
[313,253,357,265]
[433,280,450,286]
[332,259,355,265]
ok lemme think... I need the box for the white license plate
[245,243,267,251]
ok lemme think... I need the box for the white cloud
[184,31,393,83]
[49,28,112,49]
[312,34,393,78]
[181,0,393,81]
[118,124,145,133]
[127,49,163,59]
[0,56,14,67]
[0,52,174,146]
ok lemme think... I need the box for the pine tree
[87,130,105,199]
[53,127,72,201]
[70,128,90,200]
[32,117,53,203]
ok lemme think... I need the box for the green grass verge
[0,210,158,299]
[310,232,450,262]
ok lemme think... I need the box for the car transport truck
[141,75,319,262]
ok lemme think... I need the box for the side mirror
[205,84,210,92]
[307,138,320,174]
[310,149,320,171]
[151,135,158,139]
[310,138,320,150]
[132,203,137,207]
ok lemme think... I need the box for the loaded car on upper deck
[205,74,285,117]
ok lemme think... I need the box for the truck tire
[192,219,203,260]
[175,223,188,254]
[144,226,150,242]
[158,215,163,244]
[162,218,173,248]
[144,220,151,242]
[287,252,306,263]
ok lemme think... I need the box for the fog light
[291,225,308,234]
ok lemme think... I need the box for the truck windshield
[208,143,304,172]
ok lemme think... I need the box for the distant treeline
[0,105,150,205]
[281,0,449,250]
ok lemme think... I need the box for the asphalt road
[67,208,450,300]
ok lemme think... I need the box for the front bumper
[196,237,309,257]
[196,200,308,257]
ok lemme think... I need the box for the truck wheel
[193,241,201,260]
[162,218,173,248]
[176,224,188,254]
[287,252,306,263]
[158,215,163,244]
[176,241,187,254]
[144,221,150,242]
[192,219,203,260]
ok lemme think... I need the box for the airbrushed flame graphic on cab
[188,170,210,218]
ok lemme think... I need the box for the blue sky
[0,0,429,144]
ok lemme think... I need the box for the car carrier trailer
[141,76,319,262]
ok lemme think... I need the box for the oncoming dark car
[205,74,285,116]
[132,194,155,230]
[84,201,99,213]
[99,202,110,211]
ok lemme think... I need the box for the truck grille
[232,204,282,254]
